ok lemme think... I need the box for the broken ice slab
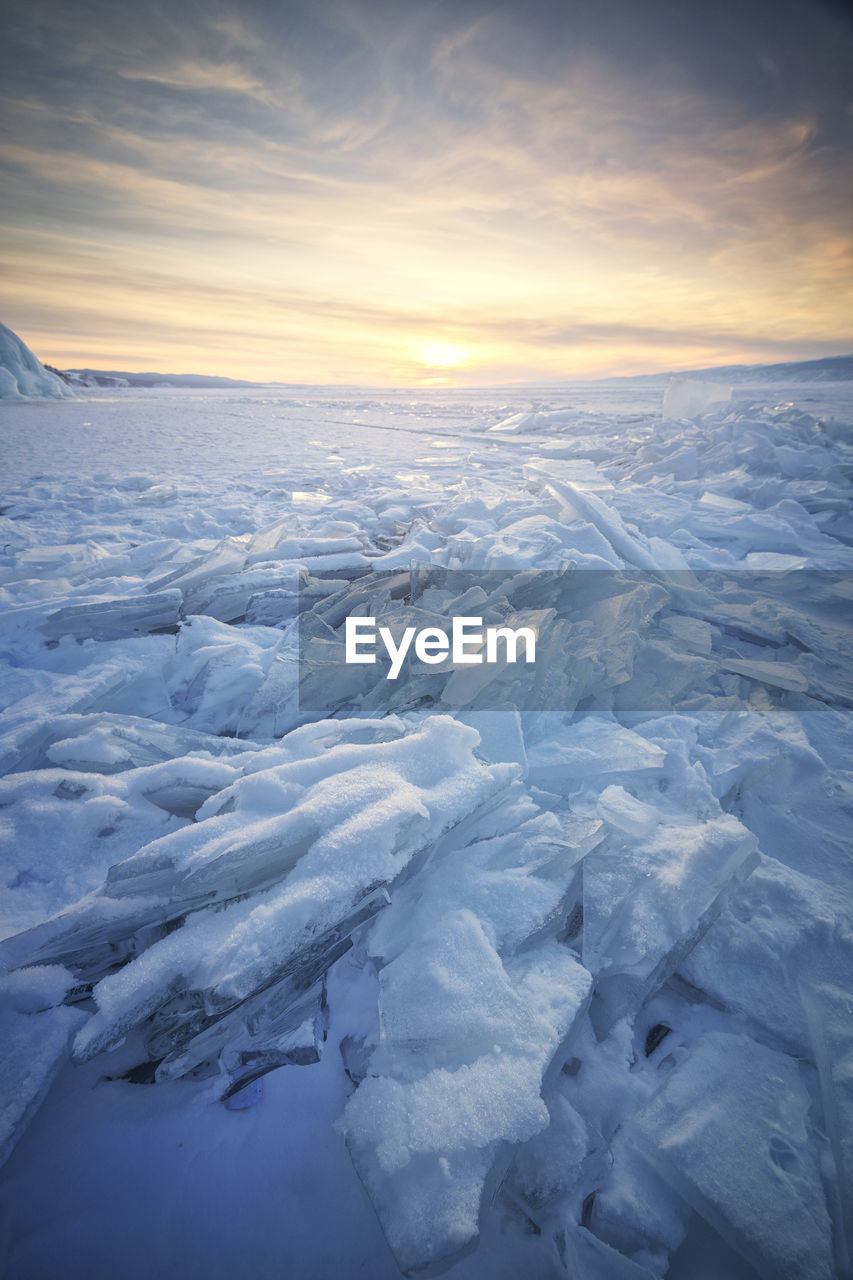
[165,614,284,735]
[42,712,259,774]
[501,1092,594,1231]
[232,647,300,740]
[100,716,507,914]
[626,1031,835,1280]
[339,940,591,1276]
[662,378,732,421]
[46,725,156,775]
[456,708,528,773]
[239,713,410,764]
[374,910,550,1065]
[719,657,809,693]
[136,757,244,818]
[438,609,557,709]
[154,973,327,1084]
[670,570,853,669]
[103,815,319,904]
[5,891,181,986]
[13,541,115,578]
[220,1010,325,1097]
[596,785,661,839]
[0,967,87,1168]
[38,589,183,642]
[610,639,717,715]
[42,740,243,821]
[523,458,679,570]
[582,812,758,1024]
[18,810,324,984]
[11,721,471,967]
[144,536,247,596]
[346,1140,496,1278]
[244,534,368,567]
[688,707,824,804]
[681,855,853,1059]
[366,782,603,966]
[488,409,592,437]
[150,888,388,1080]
[658,614,713,656]
[0,655,173,777]
[557,1225,659,1279]
[244,587,300,628]
[283,551,373,576]
[588,1129,690,1272]
[801,981,853,1277]
[307,569,417,631]
[0,763,201,948]
[180,566,298,622]
[57,719,514,1059]
[224,1077,264,1109]
[66,882,388,1073]
[526,719,666,793]
[443,511,622,572]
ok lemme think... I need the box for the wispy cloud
[1,0,851,381]
[118,60,274,102]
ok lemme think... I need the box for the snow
[0,377,851,1279]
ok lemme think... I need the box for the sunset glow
[416,343,471,369]
[0,0,851,384]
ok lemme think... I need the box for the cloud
[118,60,273,101]
[0,0,851,381]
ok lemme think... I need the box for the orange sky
[2,0,852,384]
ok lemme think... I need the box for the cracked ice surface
[0,383,851,1279]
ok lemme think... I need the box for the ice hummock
[0,321,74,400]
[662,378,732,421]
[11,719,516,1074]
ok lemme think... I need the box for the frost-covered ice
[0,379,851,1279]
[0,322,73,400]
[661,378,732,421]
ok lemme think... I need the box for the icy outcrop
[0,321,73,400]
[662,378,732,420]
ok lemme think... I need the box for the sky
[1,0,852,385]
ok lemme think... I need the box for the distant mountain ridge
[63,353,853,389]
[64,369,265,389]
[602,353,853,386]
[2,313,850,395]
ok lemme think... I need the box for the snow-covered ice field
[1,381,852,1279]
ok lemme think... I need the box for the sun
[416,341,470,368]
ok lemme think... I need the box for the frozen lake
[1,380,851,1280]
[3,379,852,485]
